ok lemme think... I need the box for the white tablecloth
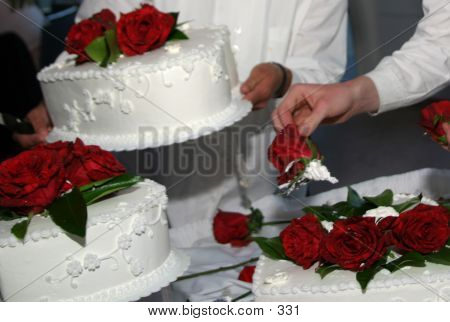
[169,168,450,302]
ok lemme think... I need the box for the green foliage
[252,237,288,261]
[48,188,87,239]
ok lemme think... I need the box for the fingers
[13,132,47,149]
[26,103,53,134]
[298,105,327,137]
[272,86,307,132]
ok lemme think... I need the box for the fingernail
[299,126,309,136]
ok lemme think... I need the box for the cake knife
[0,113,35,134]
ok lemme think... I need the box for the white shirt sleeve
[286,0,348,85]
[366,0,450,114]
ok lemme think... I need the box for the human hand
[241,63,292,110]
[272,76,380,135]
[13,102,53,149]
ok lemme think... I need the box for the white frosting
[303,160,338,184]
[421,197,439,206]
[38,27,251,151]
[363,206,399,221]
[0,180,190,302]
[253,256,450,302]
[321,221,334,232]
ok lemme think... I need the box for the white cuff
[365,65,406,114]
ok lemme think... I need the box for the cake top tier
[38,27,230,83]
[0,180,167,248]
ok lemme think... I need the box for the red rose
[391,204,450,254]
[268,124,320,185]
[420,101,450,143]
[213,210,251,247]
[65,139,126,187]
[65,19,104,64]
[321,217,386,271]
[35,141,74,166]
[117,4,175,56]
[0,149,66,215]
[92,9,116,31]
[238,266,256,283]
[377,216,398,246]
[280,214,326,269]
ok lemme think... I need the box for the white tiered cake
[0,180,189,302]
[38,26,251,151]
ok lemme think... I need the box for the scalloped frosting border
[37,27,230,83]
[253,256,450,297]
[46,90,252,151]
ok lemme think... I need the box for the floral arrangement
[65,5,188,67]
[254,188,450,291]
[268,124,337,196]
[420,100,450,146]
[0,139,141,241]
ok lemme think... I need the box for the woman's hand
[13,102,53,149]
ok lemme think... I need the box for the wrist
[271,62,292,98]
[345,76,380,115]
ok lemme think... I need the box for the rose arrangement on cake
[253,188,450,291]
[0,139,141,241]
[269,124,337,196]
[65,5,188,66]
[420,100,450,146]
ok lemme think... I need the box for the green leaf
[439,198,450,212]
[393,195,422,213]
[11,218,31,241]
[85,35,109,67]
[437,135,449,145]
[252,237,287,261]
[347,187,366,208]
[303,205,339,222]
[170,12,180,24]
[0,208,22,221]
[169,29,189,41]
[248,208,264,233]
[105,29,120,65]
[356,256,387,292]
[384,252,426,273]
[82,174,142,206]
[316,264,341,279]
[424,247,450,265]
[332,202,367,218]
[364,190,394,207]
[305,138,318,159]
[433,114,442,126]
[48,187,87,238]
[79,177,115,193]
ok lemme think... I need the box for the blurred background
[1,0,449,195]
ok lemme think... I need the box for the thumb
[298,106,327,137]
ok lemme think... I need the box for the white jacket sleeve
[286,0,348,85]
[366,0,450,113]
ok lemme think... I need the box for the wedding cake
[252,191,450,302]
[37,4,251,151]
[253,256,450,302]
[0,179,189,302]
